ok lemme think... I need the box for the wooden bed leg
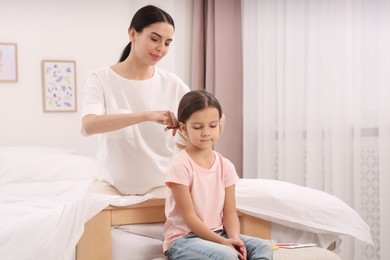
[76,209,112,260]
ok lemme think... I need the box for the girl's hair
[178,89,223,124]
[119,5,175,62]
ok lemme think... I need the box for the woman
[81,5,190,195]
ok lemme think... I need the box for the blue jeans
[166,230,273,260]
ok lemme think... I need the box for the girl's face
[130,22,174,66]
[181,107,221,151]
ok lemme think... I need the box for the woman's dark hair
[178,89,223,124]
[119,5,175,62]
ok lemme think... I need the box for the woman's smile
[150,53,161,61]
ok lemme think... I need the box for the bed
[0,147,373,260]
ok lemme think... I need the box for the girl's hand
[222,238,247,260]
[234,239,247,260]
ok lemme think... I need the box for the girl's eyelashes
[190,124,202,130]
[190,124,218,130]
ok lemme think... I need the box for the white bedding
[235,178,373,248]
[0,146,372,260]
[0,147,118,260]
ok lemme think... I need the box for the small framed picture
[41,60,77,112]
[0,43,18,82]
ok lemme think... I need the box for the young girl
[163,90,273,259]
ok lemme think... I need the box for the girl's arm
[82,111,178,135]
[222,184,240,239]
[223,184,247,259]
[169,183,227,244]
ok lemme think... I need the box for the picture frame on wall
[0,43,18,82]
[41,60,77,112]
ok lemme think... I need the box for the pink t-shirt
[163,149,240,252]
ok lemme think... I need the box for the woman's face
[130,22,174,65]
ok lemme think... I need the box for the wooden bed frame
[76,198,271,260]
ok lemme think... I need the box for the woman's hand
[149,111,179,135]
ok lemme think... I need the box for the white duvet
[0,147,117,260]
[235,179,373,248]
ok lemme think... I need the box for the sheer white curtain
[242,0,390,259]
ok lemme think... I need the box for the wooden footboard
[76,198,271,260]
[238,211,271,239]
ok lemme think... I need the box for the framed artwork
[0,43,18,82]
[42,60,77,112]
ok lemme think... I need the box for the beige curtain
[191,0,243,177]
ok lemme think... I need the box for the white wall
[0,0,193,156]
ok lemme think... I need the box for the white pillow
[235,179,373,245]
[0,149,96,185]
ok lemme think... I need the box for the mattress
[111,227,341,260]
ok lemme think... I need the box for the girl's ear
[179,122,186,133]
[219,114,226,135]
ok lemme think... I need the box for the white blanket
[235,179,373,248]
[0,148,118,260]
